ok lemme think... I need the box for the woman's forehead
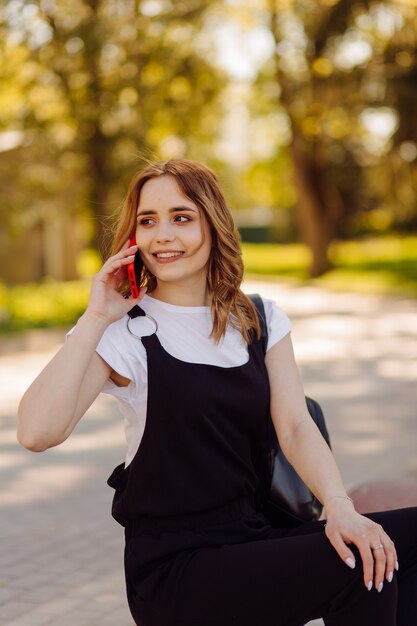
[138,175,197,211]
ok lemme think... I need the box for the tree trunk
[290,133,342,277]
[267,0,345,278]
[84,0,111,259]
[88,126,110,258]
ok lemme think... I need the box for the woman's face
[135,175,212,288]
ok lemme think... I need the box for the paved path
[1,280,416,625]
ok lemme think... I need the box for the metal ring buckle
[127,313,158,338]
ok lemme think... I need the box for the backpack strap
[248,293,268,355]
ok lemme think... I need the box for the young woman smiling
[18,159,417,626]
[133,174,213,307]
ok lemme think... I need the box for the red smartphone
[127,235,143,298]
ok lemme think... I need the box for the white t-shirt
[93,294,291,466]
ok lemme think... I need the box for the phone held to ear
[127,235,143,298]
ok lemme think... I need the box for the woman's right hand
[86,240,147,326]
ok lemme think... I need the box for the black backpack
[249,294,331,528]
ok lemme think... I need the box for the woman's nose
[155,221,175,242]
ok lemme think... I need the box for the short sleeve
[96,317,143,399]
[262,298,292,351]
[66,316,140,401]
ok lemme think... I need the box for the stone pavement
[1,279,416,625]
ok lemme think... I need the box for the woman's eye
[137,215,191,226]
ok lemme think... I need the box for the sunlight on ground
[0,464,93,505]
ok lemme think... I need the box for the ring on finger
[371,543,384,551]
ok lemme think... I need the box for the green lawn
[243,235,417,298]
[0,235,416,334]
[0,279,91,333]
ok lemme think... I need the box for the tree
[260,0,417,276]
[0,0,225,281]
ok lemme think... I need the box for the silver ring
[127,313,158,338]
[371,543,384,551]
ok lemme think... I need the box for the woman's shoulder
[260,295,289,318]
[95,307,148,376]
[258,295,292,350]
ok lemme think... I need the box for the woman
[18,159,417,625]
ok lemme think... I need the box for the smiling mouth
[153,251,184,259]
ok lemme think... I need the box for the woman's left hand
[324,500,398,592]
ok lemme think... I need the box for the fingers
[369,524,398,591]
[357,533,397,591]
[122,238,134,250]
[328,527,375,591]
[327,521,398,592]
[380,533,398,585]
[114,242,138,262]
[99,244,138,278]
[326,530,357,572]
[359,534,398,591]
[369,542,386,592]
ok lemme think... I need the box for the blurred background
[1,3,417,624]
[1,0,417,334]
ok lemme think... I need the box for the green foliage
[0,279,90,333]
[323,236,417,296]
[76,247,102,277]
[240,0,417,275]
[243,242,310,276]
[243,235,417,297]
[0,0,226,256]
[2,0,417,286]
[1,235,415,335]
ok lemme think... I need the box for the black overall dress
[107,306,417,626]
[107,305,275,625]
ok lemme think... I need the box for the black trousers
[125,502,417,626]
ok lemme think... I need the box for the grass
[242,235,417,298]
[0,279,91,334]
[0,235,415,335]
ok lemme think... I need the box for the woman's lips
[151,251,185,264]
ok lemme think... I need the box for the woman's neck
[149,280,211,307]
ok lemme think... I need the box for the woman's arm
[18,313,112,451]
[17,241,145,452]
[265,334,398,592]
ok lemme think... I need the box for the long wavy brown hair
[110,159,261,343]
